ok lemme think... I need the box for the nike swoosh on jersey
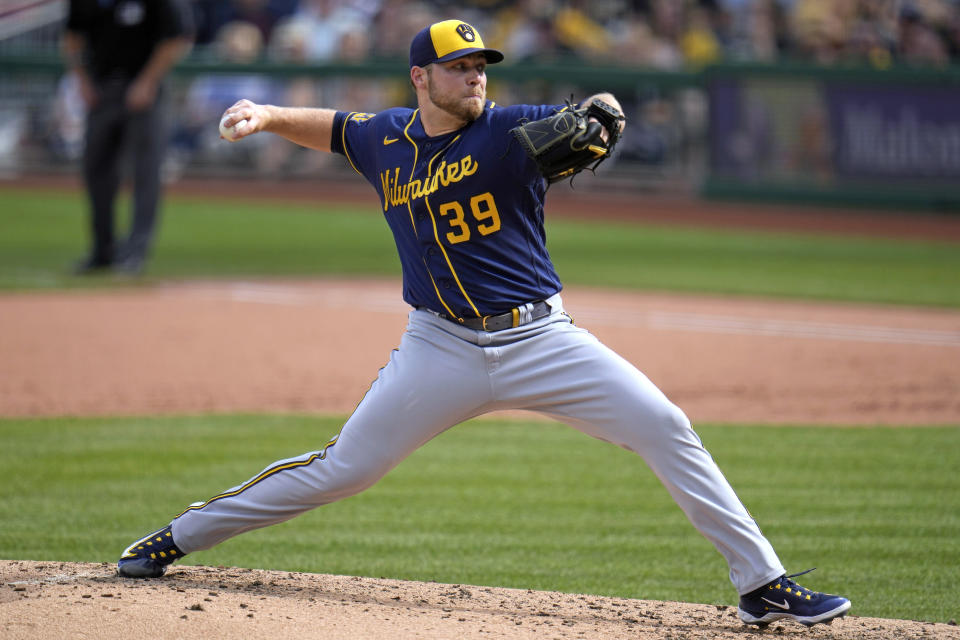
[383,136,399,145]
[761,597,790,610]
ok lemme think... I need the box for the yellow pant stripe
[173,436,339,518]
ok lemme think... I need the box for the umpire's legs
[82,82,125,263]
[122,89,166,265]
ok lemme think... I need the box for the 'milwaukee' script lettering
[380,156,479,210]
[842,106,960,176]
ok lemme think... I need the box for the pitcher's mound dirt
[2,560,958,640]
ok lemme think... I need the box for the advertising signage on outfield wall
[827,87,960,180]
[707,68,960,208]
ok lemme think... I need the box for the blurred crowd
[189,0,960,69]
[29,0,960,180]
[147,0,959,178]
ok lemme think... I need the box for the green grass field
[2,185,958,624]
[0,416,957,622]
[1,186,959,307]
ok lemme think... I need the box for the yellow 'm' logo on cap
[430,20,484,58]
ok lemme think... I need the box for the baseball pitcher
[117,19,850,629]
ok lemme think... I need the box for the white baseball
[219,116,248,142]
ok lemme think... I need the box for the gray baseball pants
[170,295,785,594]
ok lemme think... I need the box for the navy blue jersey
[330,101,566,319]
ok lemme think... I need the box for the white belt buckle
[517,302,534,326]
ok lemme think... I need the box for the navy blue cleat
[738,570,851,628]
[117,526,186,578]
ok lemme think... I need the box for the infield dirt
[2,279,958,424]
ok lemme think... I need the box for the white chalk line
[170,282,406,313]
[168,283,960,348]
[576,309,960,347]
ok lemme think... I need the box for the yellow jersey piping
[340,113,363,176]
[401,111,421,234]
[423,135,481,319]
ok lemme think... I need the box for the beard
[427,80,485,123]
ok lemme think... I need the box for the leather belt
[438,300,553,332]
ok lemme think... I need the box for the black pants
[82,79,167,265]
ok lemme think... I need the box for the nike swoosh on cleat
[761,597,791,610]
[383,136,399,145]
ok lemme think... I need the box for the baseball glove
[510,98,625,184]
